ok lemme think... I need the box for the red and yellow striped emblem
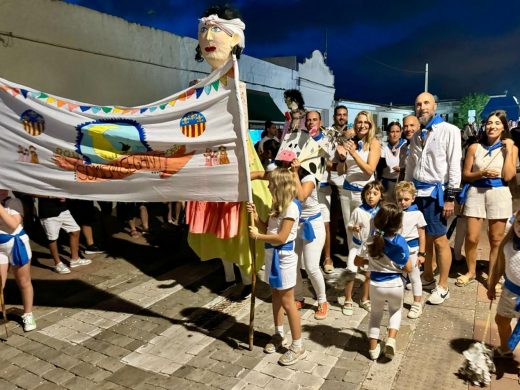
[180,111,206,138]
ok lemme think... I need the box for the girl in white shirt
[0,190,36,332]
[248,168,306,366]
[355,203,412,361]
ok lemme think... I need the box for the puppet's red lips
[205,47,216,52]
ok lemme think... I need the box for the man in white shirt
[405,92,462,305]
[403,115,420,141]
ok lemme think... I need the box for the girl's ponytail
[368,203,403,258]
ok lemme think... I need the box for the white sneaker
[21,313,37,332]
[407,302,423,319]
[69,258,92,268]
[369,343,381,360]
[54,262,71,274]
[384,338,396,359]
[427,286,450,305]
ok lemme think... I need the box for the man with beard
[405,92,462,305]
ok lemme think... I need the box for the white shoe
[407,303,423,319]
[21,313,37,332]
[369,343,381,360]
[427,286,450,305]
[54,262,71,274]
[69,258,92,268]
[385,338,396,359]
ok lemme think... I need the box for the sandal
[323,257,334,274]
[493,346,514,359]
[455,274,476,287]
[342,300,354,316]
[359,300,371,312]
[130,229,140,238]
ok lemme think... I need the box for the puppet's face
[198,24,240,69]
[284,97,299,111]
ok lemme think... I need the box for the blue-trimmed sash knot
[504,278,520,350]
[371,272,400,282]
[343,181,364,192]
[413,179,446,207]
[383,235,410,268]
[299,213,321,241]
[265,241,294,289]
[0,229,30,267]
[406,238,419,248]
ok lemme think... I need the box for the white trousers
[368,283,403,339]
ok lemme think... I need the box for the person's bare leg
[487,219,506,284]
[69,230,80,260]
[48,240,61,266]
[495,314,513,352]
[433,235,451,289]
[12,265,33,314]
[422,235,435,282]
[139,205,149,231]
[463,217,482,280]
[81,225,95,247]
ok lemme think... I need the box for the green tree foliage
[454,93,489,129]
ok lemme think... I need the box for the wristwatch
[417,252,427,257]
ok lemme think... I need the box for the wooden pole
[248,211,257,351]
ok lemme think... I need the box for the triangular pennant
[159,103,167,110]
[113,108,123,114]
[179,93,187,102]
[67,103,79,111]
[47,97,56,104]
[140,108,148,114]
[0,85,9,93]
[38,92,48,99]
[10,88,20,97]
[168,100,176,107]
[219,76,228,87]
[80,106,90,112]
[211,80,219,91]
[28,91,39,98]
[195,88,204,98]
[20,89,29,98]
[102,107,112,113]
[91,106,101,114]
[204,85,212,95]
[130,109,139,114]
[186,88,195,99]
[57,100,67,108]
[149,106,157,112]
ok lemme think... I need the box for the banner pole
[232,55,256,351]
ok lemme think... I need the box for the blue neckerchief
[357,140,363,152]
[504,278,520,350]
[420,114,444,147]
[312,131,324,142]
[265,241,294,288]
[481,140,503,157]
[0,229,30,267]
[513,233,520,251]
[299,213,321,241]
[509,214,516,225]
[413,179,446,207]
[404,204,419,212]
[359,203,380,218]
[383,234,410,268]
[387,138,406,156]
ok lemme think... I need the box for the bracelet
[417,252,426,257]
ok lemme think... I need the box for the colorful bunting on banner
[168,100,176,107]
[21,89,29,98]
[212,80,219,92]
[57,100,67,108]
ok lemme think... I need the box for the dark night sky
[62,0,520,105]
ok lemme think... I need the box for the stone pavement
[0,219,519,389]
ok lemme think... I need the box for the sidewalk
[0,222,518,389]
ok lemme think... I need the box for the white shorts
[0,230,32,266]
[318,185,332,223]
[496,285,520,318]
[40,210,80,241]
[462,186,512,220]
[264,249,298,290]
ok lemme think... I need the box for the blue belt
[407,238,419,248]
[352,236,362,246]
[299,212,321,241]
[457,178,507,204]
[343,181,364,192]
[265,241,294,289]
[504,278,520,351]
[371,272,400,282]
[319,182,330,188]
[413,179,446,207]
[0,229,30,267]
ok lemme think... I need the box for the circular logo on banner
[180,111,206,138]
[20,110,45,136]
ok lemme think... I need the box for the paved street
[0,214,519,390]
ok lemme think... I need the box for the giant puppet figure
[186,5,271,277]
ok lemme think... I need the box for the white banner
[0,60,250,202]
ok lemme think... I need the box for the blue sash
[299,212,321,241]
[371,272,400,282]
[413,179,446,207]
[319,182,330,188]
[342,181,364,192]
[383,235,410,268]
[457,178,506,204]
[504,278,520,350]
[352,236,362,246]
[0,229,30,267]
[407,238,419,248]
[265,241,294,289]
